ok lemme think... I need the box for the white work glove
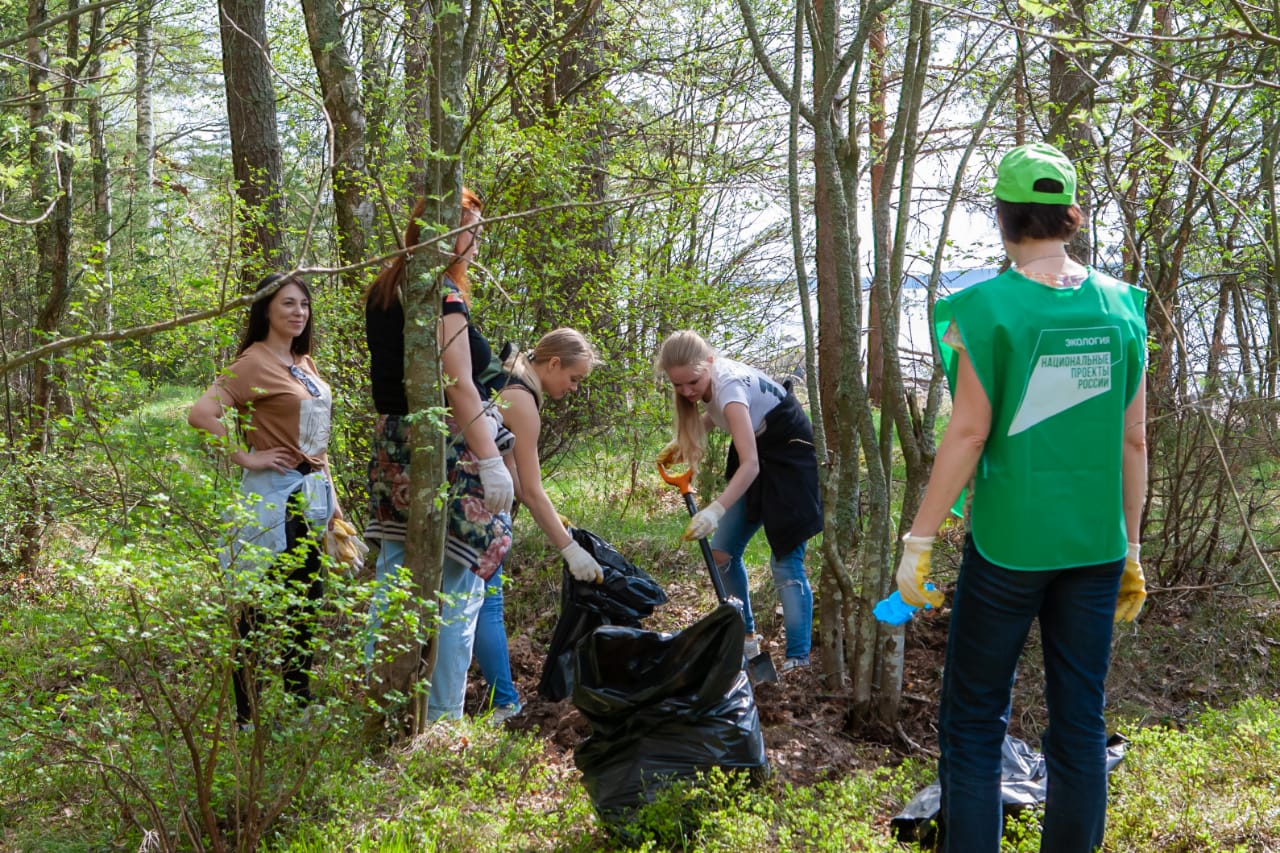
[682,500,726,542]
[476,455,514,515]
[896,533,945,609]
[560,540,604,583]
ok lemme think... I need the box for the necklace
[1016,253,1067,268]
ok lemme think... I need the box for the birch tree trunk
[134,0,154,229]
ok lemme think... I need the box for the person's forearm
[1122,435,1147,543]
[908,429,985,537]
[446,385,501,459]
[524,485,572,550]
[716,459,759,512]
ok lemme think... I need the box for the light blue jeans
[427,552,486,721]
[364,540,486,721]
[473,567,520,708]
[709,497,812,660]
[364,539,405,666]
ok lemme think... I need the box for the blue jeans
[427,553,486,721]
[709,497,812,660]
[473,566,520,708]
[364,539,405,666]
[365,541,487,720]
[938,536,1123,853]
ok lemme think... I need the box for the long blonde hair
[658,330,715,470]
[504,327,599,409]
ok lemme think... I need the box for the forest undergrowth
[3,387,1280,852]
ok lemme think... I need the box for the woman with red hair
[363,190,515,721]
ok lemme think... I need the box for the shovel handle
[685,493,731,604]
[659,462,731,605]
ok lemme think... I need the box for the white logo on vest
[1007,326,1121,436]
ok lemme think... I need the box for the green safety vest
[934,268,1147,570]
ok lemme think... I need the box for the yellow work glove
[657,441,682,467]
[325,518,369,574]
[683,500,726,541]
[557,513,574,531]
[1115,542,1146,622]
[896,533,945,609]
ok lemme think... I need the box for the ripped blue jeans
[709,496,812,660]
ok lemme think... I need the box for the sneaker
[488,703,522,725]
[743,633,761,659]
[780,657,810,673]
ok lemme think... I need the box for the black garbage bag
[890,732,1129,845]
[537,527,668,701]
[572,603,769,825]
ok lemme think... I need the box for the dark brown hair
[237,272,313,356]
[995,178,1085,244]
[364,189,483,310]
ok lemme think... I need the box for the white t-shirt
[706,357,788,433]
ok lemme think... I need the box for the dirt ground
[468,578,953,790]
[464,555,1237,794]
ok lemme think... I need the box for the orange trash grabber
[658,460,779,685]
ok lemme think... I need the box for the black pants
[233,513,325,724]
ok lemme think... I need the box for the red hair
[364,188,484,310]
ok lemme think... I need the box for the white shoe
[743,633,761,659]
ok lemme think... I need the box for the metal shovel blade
[746,648,778,685]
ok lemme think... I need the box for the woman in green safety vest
[896,142,1149,853]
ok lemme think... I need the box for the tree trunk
[866,12,886,407]
[873,1,930,725]
[373,0,474,738]
[302,0,372,288]
[218,0,289,279]
[498,0,612,326]
[20,0,78,571]
[135,0,154,227]
[1047,0,1093,261]
[88,6,113,333]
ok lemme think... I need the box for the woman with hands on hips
[657,330,822,673]
[188,272,341,729]
[896,142,1148,852]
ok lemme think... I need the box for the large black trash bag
[890,732,1129,845]
[572,603,770,825]
[537,527,668,701]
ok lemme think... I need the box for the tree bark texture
[302,0,372,288]
[218,0,289,279]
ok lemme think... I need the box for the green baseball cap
[993,142,1077,205]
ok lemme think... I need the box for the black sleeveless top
[366,276,493,416]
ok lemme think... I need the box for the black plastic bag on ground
[572,603,770,825]
[890,732,1129,845]
[537,527,667,701]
